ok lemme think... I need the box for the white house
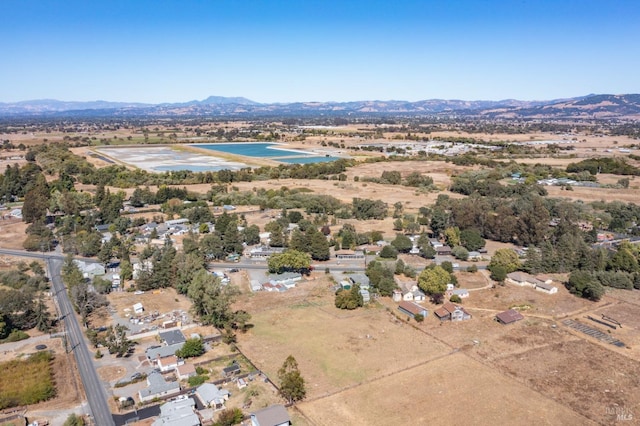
[250,405,291,426]
[195,383,230,410]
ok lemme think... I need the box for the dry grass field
[297,352,594,426]
[234,276,634,425]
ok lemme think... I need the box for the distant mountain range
[0,94,638,120]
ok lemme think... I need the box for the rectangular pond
[193,142,341,163]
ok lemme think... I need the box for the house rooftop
[496,309,524,324]
[159,329,186,346]
[398,301,426,316]
[251,404,291,426]
[139,371,180,400]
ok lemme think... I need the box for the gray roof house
[250,405,291,426]
[152,397,200,426]
[195,383,230,410]
[146,343,185,361]
[138,371,181,403]
[159,329,186,346]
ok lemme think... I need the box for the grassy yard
[0,351,56,409]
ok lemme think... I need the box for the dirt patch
[493,339,640,424]
[297,351,593,425]
[0,219,28,250]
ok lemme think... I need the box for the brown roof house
[398,301,428,318]
[496,309,524,325]
[434,302,472,322]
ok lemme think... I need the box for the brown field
[236,279,453,398]
[297,352,594,426]
[493,339,640,425]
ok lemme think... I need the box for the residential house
[506,272,557,294]
[237,378,248,389]
[159,330,186,346]
[146,343,185,361]
[436,245,452,256]
[176,364,197,381]
[448,288,469,299]
[392,289,403,302]
[267,272,302,288]
[195,383,230,410]
[346,274,370,289]
[157,355,184,373]
[74,260,106,279]
[535,281,558,294]
[496,309,524,325]
[434,303,472,322]
[335,250,365,260]
[138,371,181,403]
[248,245,285,259]
[398,301,428,318]
[152,397,200,426]
[468,251,482,260]
[250,405,291,426]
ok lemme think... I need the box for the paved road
[47,257,116,426]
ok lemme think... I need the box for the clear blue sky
[2,0,639,103]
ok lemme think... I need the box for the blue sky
[2,0,639,103]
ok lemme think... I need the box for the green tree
[452,246,469,261]
[176,338,205,358]
[309,229,330,261]
[566,270,605,301]
[104,324,133,357]
[278,355,306,404]
[187,270,240,328]
[63,413,85,426]
[443,227,461,247]
[268,250,312,274]
[418,266,450,295]
[335,284,364,310]
[488,249,520,276]
[379,245,398,259]
[214,407,244,426]
[391,234,413,253]
[459,228,485,251]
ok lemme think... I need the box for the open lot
[297,351,594,426]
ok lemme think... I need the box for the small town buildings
[496,309,524,325]
[248,245,285,259]
[392,289,403,302]
[195,383,230,410]
[450,288,469,299]
[506,272,557,294]
[237,378,247,389]
[250,405,291,426]
[398,301,428,318]
[436,245,452,256]
[138,371,181,403]
[176,363,197,381]
[267,272,302,288]
[152,397,200,426]
[74,260,106,279]
[434,303,472,322]
[535,281,558,294]
[335,250,365,260]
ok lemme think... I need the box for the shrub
[188,375,207,387]
[450,294,462,303]
[414,314,424,323]
[466,265,478,273]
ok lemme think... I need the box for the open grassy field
[0,351,55,409]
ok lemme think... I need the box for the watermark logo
[606,406,634,422]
